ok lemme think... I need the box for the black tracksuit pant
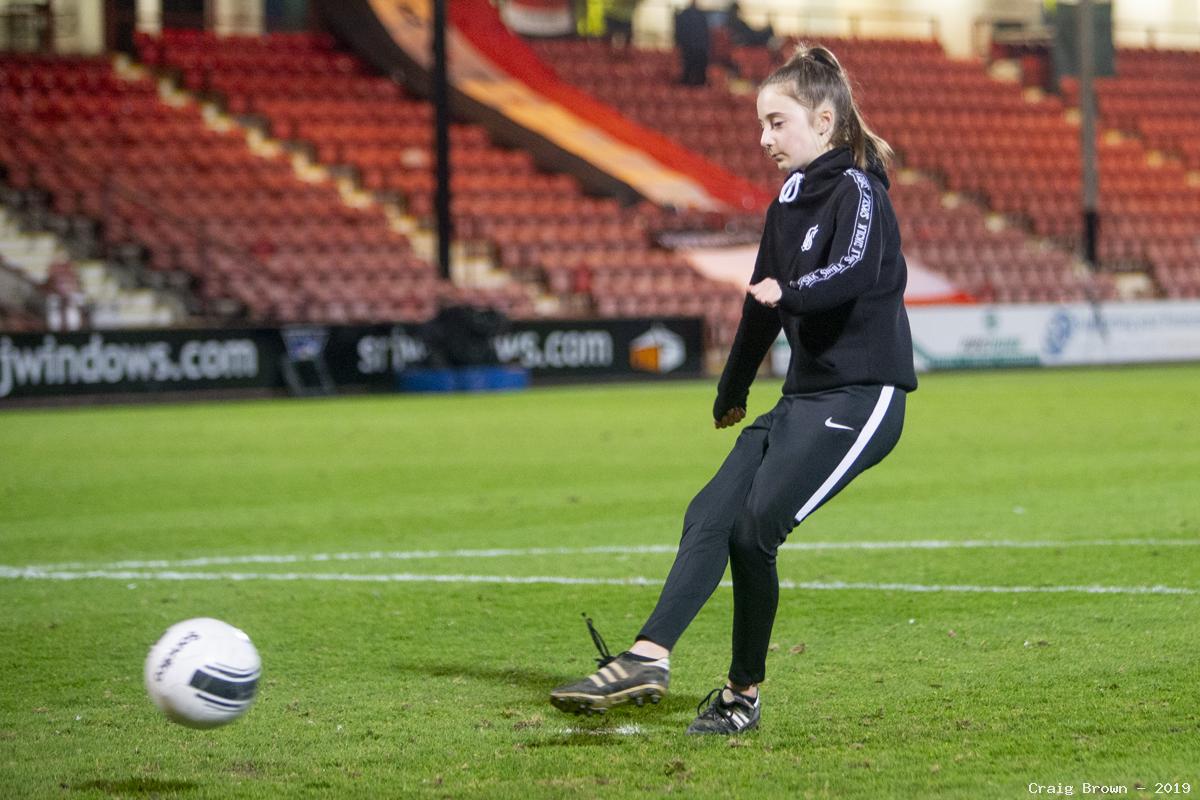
[638,384,906,686]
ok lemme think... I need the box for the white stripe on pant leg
[793,385,895,524]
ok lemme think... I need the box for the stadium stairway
[529,36,1102,305]
[0,252,53,331]
[0,305,43,333]
[0,204,184,328]
[135,29,750,345]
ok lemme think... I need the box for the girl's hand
[715,407,746,429]
[749,278,782,308]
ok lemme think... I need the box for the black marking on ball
[189,667,259,701]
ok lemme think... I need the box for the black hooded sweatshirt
[715,145,917,419]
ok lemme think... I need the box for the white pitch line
[777,580,1196,596]
[562,724,644,736]
[0,566,1193,595]
[27,537,1200,572]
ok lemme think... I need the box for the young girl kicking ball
[551,43,917,734]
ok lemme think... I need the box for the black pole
[432,0,452,281]
[1078,0,1099,268]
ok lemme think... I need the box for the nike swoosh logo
[824,417,855,431]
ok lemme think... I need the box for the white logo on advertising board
[0,334,259,399]
[629,325,685,374]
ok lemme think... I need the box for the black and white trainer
[685,687,761,735]
[549,651,670,716]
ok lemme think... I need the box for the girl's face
[757,85,834,173]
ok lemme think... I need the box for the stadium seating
[13,28,1190,333]
[528,36,1093,303]
[1056,48,1200,297]
[0,51,532,325]
[136,30,747,341]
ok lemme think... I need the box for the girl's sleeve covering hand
[778,173,883,315]
[713,294,780,422]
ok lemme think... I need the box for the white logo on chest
[801,224,819,252]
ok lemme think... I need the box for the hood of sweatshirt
[782,146,890,202]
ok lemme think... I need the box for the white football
[144,617,261,729]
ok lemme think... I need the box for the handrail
[0,4,56,53]
[8,112,264,320]
[633,1,939,46]
[972,15,1200,57]
[969,15,1050,59]
[0,261,45,317]
[123,8,303,35]
[757,5,939,40]
[1113,21,1200,49]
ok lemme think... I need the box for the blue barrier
[396,366,530,393]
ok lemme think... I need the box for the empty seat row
[134,31,742,332]
[1,53,465,325]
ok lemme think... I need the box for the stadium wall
[768,301,1200,375]
[907,301,1200,370]
[0,317,705,401]
[629,0,1200,56]
[5,301,1200,402]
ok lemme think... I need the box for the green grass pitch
[2,365,1198,799]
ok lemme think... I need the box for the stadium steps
[0,255,48,330]
[76,260,187,328]
[0,206,185,329]
[0,216,57,283]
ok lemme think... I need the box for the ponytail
[762,44,893,171]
